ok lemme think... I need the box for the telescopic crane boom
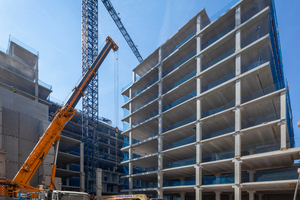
[0,36,118,197]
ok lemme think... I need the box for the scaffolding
[82,0,99,194]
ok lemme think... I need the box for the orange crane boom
[1,36,118,197]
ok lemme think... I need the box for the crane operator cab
[44,190,90,200]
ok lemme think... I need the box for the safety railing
[8,35,39,57]
[201,71,235,93]
[163,69,196,94]
[122,121,129,131]
[122,136,129,148]
[163,50,196,77]
[202,47,235,71]
[254,166,298,182]
[202,99,235,118]
[163,134,196,151]
[163,114,196,133]
[133,93,158,112]
[163,157,196,169]
[202,22,235,50]
[0,46,6,54]
[123,95,130,104]
[162,30,197,60]
[132,110,159,127]
[202,125,235,140]
[133,182,158,189]
[241,15,269,48]
[163,90,196,112]
[164,178,195,187]
[241,139,280,156]
[269,16,284,90]
[202,173,234,185]
[133,165,158,174]
[241,110,279,129]
[123,108,129,118]
[122,152,141,162]
[241,45,271,74]
[133,76,158,98]
[122,81,133,92]
[139,60,159,78]
[241,0,271,23]
[38,79,52,90]
[286,89,295,147]
[202,149,234,163]
[241,83,279,104]
[132,130,159,145]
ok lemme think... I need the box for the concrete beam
[80,142,85,191]
[280,91,287,150]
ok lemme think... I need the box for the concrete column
[233,158,243,200]
[133,71,136,83]
[196,55,203,75]
[236,54,241,76]
[214,191,221,200]
[34,55,39,102]
[158,136,164,169]
[215,173,221,184]
[128,129,133,188]
[0,98,2,149]
[195,187,203,200]
[235,30,241,53]
[235,5,241,27]
[66,164,70,186]
[159,47,162,63]
[96,168,102,196]
[180,178,185,185]
[228,193,233,200]
[258,193,263,200]
[248,190,255,200]
[195,165,202,186]
[157,172,164,198]
[180,192,186,200]
[280,91,287,150]
[158,116,163,134]
[196,121,202,164]
[129,102,132,115]
[196,35,202,55]
[80,142,85,191]
[197,13,202,33]
[248,170,255,182]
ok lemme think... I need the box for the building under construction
[0,37,124,197]
[121,0,299,199]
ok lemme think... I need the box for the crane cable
[114,50,119,169]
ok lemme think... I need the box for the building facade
[121,0,298,199]
[0,36,53,193]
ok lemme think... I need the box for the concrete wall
[1,86,49,187]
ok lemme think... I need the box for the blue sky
[0,0,299,145]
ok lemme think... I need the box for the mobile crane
[0,36,118,200]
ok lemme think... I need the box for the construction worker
[12,87,17,93]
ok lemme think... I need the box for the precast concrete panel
[0,51,35,81]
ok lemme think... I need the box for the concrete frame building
[121,0,299,199]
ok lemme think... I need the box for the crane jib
[66,40,113,108]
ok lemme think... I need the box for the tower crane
[101,0,144,63]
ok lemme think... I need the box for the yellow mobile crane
[0,37,118,200]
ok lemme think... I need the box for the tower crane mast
[101,0,143,63]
